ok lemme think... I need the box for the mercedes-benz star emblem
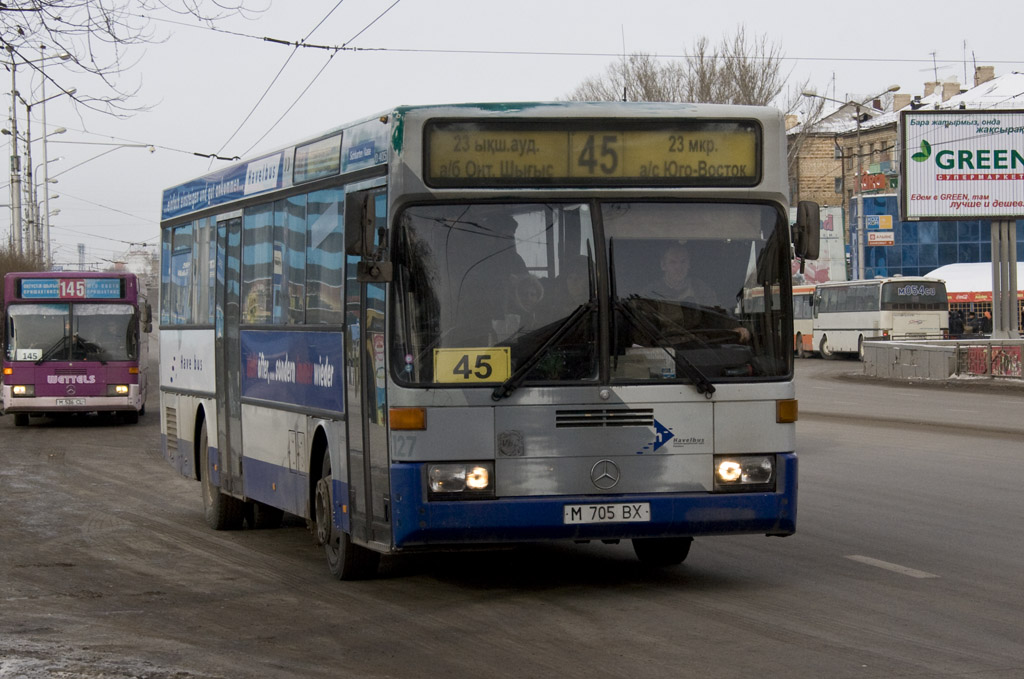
[590,459,620,490]
[66,385,76,395]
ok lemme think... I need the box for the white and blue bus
[158,102,820,579]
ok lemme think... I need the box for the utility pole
[40,44,52,268]
[7,45,23,255]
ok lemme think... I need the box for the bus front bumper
[1,385,143,414]
[388,453,797,548]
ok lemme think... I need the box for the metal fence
[954,341,1024,379]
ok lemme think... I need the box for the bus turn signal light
[777,399,798,423]
[389,407,426,430]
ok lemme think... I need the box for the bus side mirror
[143,303,153,333]
[794,201,820,261]
[345,192,378,258]
[346,190,393,282]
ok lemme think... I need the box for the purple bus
[2,271,152,426]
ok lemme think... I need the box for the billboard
[900,109,1024,221]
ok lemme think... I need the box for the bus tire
[857,336,866,362]
[14,413,29,427]
[199,418,244,531]
[632,537,692,566]
[796,333,806,359]
[819,335,836,360]
[316,455,380,580]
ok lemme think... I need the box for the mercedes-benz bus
[158,101,819,579]
[2,271,151,425]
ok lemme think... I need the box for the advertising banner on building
[900,109,1024,221]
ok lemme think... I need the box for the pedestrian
[949,310,964,337]
[982,310,993,334]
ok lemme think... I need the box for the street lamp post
[7,45,24,254]
[802,85,900,279]
[4,45,72,259]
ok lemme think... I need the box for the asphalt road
[2,358,1023,679]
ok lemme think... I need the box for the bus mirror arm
[358,226,393,282]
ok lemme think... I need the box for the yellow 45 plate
[434,347,511,383]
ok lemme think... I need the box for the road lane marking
[846,555,939,579]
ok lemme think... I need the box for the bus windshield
[6,303,137,363]
[391,201,790,386]
[392,203,599,385]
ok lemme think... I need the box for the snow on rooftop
[791,71,1024,135]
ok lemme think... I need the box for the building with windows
[788,67,1024,282]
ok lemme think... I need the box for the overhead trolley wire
[236,0,403,159]
[211,0,348,161]
[136,15,1024,68]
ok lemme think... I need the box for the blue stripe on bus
[161,433,196,480]
[389,454,797,546]
[243,457,309,517]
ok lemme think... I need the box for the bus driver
[644,241,751,345]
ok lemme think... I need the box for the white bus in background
[792,284,815,358]
[812,277,949,360]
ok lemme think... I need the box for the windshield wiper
[615,296,716,398]
[491,301,594,401]
[35,335,69,365]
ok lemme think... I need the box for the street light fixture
[801,85,900,279]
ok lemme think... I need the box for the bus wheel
[315,456,380,580]
[819,335,836,360]
[796,334,806,359]
[199,418,244,530]
[857,336,866,362]
[632,537,692,566]
[14,413,29,427]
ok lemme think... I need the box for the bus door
[345,187,391,549]
[216,216,244,495]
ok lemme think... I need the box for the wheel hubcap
[314,477,333,546]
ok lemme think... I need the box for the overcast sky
[8,0,1024,269]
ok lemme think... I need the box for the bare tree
[567,52,686,103]
[2,0,264,115]
[565,26,789,107]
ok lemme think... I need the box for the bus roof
[161,101,787,223]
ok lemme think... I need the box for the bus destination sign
[425,120,760,188]
[19,278,122,300]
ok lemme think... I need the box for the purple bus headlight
[12,385,34,397]
[108,384,130,396]
[713,454,775,493]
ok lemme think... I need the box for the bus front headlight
[12,385,34,397]
[427,462,495,500]
[108,384,130,396]
[714,455,775,492]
